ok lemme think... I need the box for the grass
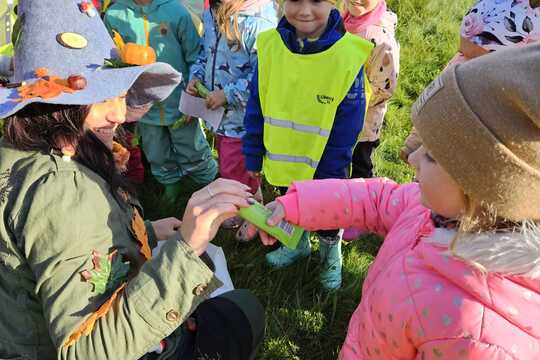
[138,0,475,358]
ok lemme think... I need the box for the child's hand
[245,201,286,246]
[186,79,199,96]
[152,217,182,241]
[206,90,226,110]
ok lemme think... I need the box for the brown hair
[3,103,133,197]
[215,0,245,48]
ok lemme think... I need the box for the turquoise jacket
[104,0,201,126]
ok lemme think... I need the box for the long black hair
[3,103,134,196]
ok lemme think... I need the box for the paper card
[151,242,235,298]
[179,91,225,130]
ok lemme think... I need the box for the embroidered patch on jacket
[316,94,335,104]
[159,22,169,36]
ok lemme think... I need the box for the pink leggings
[215,135,260,194]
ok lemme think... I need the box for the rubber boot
[162,181,183,205]
[318,233,343,290]
[265,231,311,268]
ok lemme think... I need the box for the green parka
[0,140,221,359]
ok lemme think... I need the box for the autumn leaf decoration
[132,208,152,260]
[16,68,87,101]
[112,141,130,173]
[64,250,130,347]
[81,250,130,295]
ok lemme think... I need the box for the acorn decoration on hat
[0,0,181,119]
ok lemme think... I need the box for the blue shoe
[318,234,343,290]
[265,231,311,268]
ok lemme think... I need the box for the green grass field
[138,0,475,358]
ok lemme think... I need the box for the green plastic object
[238,201,304,249]
[195,81,210,98]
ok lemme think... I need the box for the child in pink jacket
[251,43,540,359]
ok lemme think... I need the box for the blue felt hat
[0,0,182,118]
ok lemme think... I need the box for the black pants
[351,140,380,179]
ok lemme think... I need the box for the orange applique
[112,141,130,173]
[132,207,152,260]
[17,76,75,101]
[34,67,49,78]
[63,282,126,348]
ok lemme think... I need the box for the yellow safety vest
[256,29,373,187]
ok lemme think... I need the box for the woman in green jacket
[0,1,264,359]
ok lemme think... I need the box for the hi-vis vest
[256,29,373,187]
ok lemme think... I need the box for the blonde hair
[215,0,244,49]
[446,196,540,276]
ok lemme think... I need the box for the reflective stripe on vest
[256,29,373,187]
[266,152,319,169]
[264,116,331,138]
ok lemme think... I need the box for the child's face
[345,0,379,17]
[283,0,334,39]
[408,146,466,219]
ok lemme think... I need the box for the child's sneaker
[342,227,365,241]
[265,231,311,268]
[318,234,343,291]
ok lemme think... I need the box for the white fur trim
[424,223,540,277]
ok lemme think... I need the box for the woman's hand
[152,217,182,241]
[181,178,252,256]
[206,90,226,110]
[244,201,286,246]
[186,79,199,96]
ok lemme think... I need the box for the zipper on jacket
[210,11,221,91]
[143,15,150,47]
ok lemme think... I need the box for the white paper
[206,243,235,297]
[179,91,225,130]
[151,241,235,298]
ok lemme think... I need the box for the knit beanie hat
[412,42,540,221]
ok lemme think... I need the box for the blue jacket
[190,3,277,138]
[242,10,368,180]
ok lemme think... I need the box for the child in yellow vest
[241,0,373,290]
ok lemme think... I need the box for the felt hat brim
[0,61,182,119]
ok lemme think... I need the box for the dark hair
[3,103,134,197]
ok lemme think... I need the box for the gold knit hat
[412,43,540,221]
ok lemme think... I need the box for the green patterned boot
[265,231,311,268]
[318,233,343,291]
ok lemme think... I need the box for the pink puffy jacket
[277,178,540,359]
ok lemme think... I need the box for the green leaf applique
[81,250,130,295]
